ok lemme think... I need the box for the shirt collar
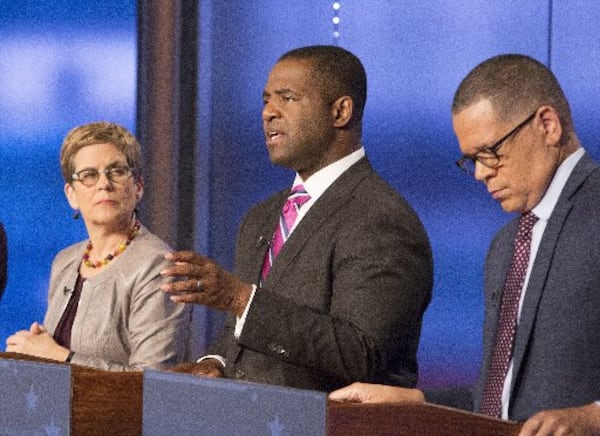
[292,146,365,201]
[532,148,584,221]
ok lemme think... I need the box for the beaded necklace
[82,219,141,268]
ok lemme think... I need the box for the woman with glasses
[6,121,191,371]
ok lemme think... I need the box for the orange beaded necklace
[82,219,141,268]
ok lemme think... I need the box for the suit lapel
[251,194,286,285]
[263,158,372,289]
[229,197,284,364]
[510,154,598,392]
[486,220,518,342]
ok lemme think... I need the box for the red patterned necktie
[260,185,311,281]
[480,211,538,418]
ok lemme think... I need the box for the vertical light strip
[332,2,341,45]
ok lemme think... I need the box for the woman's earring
[73,210,80,220]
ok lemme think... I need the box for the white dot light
[331,1,341,44]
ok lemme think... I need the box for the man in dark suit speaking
[160,45,433,392]
[330,54,600,435]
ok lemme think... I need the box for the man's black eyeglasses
[456,110,537,176]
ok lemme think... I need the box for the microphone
[256,236,270,247]
[490,289,499,304]
[63,286,73,295]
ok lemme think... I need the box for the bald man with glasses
[331,54,600,436]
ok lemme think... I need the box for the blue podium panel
[0,358,71,435]
[143,370,327,436]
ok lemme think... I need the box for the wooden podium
[328,400,521,435]
[0,352,521,435]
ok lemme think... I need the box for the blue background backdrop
[1,1,599,388]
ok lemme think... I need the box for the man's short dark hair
[452,54,573,136]
[279,45,367,126]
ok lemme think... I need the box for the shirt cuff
[234,284,258,338]
[196,354,226,368]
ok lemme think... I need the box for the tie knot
[288,184,311,207]
[519,211,538,234]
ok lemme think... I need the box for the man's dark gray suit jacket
[208,157,433,392]
[428,153,600,421]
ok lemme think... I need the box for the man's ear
[331,96,353,128]
[538,105,563,148]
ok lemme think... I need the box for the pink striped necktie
[261,184,311,281]
[480,211,538,418]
